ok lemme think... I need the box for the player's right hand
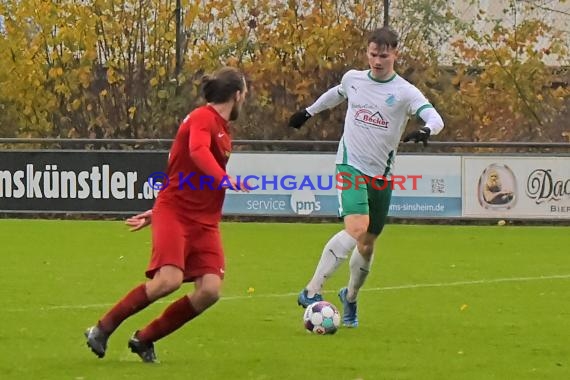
[288,109,312,129]
[125,209,152,232]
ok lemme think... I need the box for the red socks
[97,285,200,343]
[137,296,199,343]
[98,284,151,334]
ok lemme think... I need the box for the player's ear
[236,87,246,103]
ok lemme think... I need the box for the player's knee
[155,276,182,296]
[345,224,368,240]
[199,286,221,306]
[344,215,369,240]
[358,243,374,259]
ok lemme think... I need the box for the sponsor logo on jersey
[354,109,389,129]
[350,102,375,110]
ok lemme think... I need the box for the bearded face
[229,101,241,121]
[230,81,247,121]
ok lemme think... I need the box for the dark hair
[368,27,399,49]
[200,67,245,103]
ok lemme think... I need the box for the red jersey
[155,105,232,225]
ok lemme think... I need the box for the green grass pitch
[0,219,569,379]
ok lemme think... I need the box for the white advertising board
[463,157,570,219]
[225,153,462,217]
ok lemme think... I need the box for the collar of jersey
[206,105,229,123]
[205,105,230,132]
[367,71,397,83]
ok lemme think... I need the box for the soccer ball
[303,301,341,335]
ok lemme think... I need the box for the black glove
[403,126,431,147]
[288,109,312,129]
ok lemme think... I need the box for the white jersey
[307,70,438,177]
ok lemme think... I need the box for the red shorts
[146,206,225,282]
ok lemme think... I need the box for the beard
[229,103,241,121]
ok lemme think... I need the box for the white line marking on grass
[7,273,570,312]
[223,273,570,300]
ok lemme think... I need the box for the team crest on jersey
[385,94,396,106]
[354,109,389,129]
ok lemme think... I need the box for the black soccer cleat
[84,325,109,358]
[128,332,158,363]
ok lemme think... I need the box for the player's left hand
[403,126,431,147]
[224,176,251,193]
[125,209,152,232]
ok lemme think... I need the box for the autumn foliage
[0,0,568,142]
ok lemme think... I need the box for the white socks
[347,247,373,302]
[306,230,356,297]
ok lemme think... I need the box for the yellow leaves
[79,69,91,89]
[352,3,365,17]
[0,0,565,141]
[462,48,478,61]
[71,99,81,111]
[184,0,203,26]
[552,87,568,99]
[106,68,120,84]
[198,12,213,23]
[46,98,58,109]
[48,67,64,78]
[85,50,98,62]
[128,106,136,120]
[54,83,69,96]
[451,75,462,86]
[294,79,312,95]
[164,31,176,43]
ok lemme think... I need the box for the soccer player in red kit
[84,67,249,363]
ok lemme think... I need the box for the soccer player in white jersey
[288,27,444,327]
